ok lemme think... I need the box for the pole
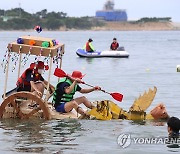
[58,52,63,82]
[17,53,22,80]
[3,50,10,100]
[45,54,53,101]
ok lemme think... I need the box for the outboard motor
[117,46,125,51]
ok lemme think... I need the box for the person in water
[110,38,119,50]
[16,61,54,97]
[52,70,101,117]
[84,38,95,52]
[167,116,180,140]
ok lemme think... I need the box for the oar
[82,82,123,102]
[1,87,18,98]
[53,68,123,102]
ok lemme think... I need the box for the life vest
[53,77,78,105]
[16,68,42,87]
[111,42,119,50]
[86,42,92,51]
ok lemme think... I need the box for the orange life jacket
[16,68,42,87]
[111,42,119,50]
[86,42,92,51]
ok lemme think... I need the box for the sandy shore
[92,22,180,31]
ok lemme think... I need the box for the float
[76,47,129,58]
[0,37,166,120]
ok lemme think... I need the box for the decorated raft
[0,37,167,120]
[0,35,80,120]
[76,48,129,58]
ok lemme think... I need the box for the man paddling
[52,70,101,117]
[16,61,54,97]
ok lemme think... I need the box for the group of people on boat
[16,61,101,118]
[84,38,120,52]
[14,41,179,139]
[16,61,171,120]
[15,60,179,140]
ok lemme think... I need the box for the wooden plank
[7,36,65,57]
[21,35,54,46]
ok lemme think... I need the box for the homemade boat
[0,37,164,121]
[76,48,129,58]
[0,35,78,120]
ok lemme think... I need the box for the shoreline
[92,21,180,31]
[0,22,180,32]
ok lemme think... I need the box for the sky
[1,0,180,22]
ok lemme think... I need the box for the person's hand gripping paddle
[54,68,123,102]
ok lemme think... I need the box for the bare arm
[80,88,95,94]
[80,86,101,94]
[30,81,40,92]
[64,80,78,94]
[30,81,42,97]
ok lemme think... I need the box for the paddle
[53,68,123,102]
[1,87,18,98]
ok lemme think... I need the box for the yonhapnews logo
[117,134,131,148]
[117,133,180,148]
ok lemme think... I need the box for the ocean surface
[0,31,180,154]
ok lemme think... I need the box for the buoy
[176,65,180,72]
[146,68,150,72]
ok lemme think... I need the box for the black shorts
[17,85,31,92]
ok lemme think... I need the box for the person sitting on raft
[52,70,101,117]
[16,61,54,98]
[83,38,95,52]
[110,38,119,50]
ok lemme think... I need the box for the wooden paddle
[53,68,123,102]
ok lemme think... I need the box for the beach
[92,21,180,31]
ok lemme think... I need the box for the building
[96,0,128,21]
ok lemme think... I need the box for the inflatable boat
[76,48,129,58]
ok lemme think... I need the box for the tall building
[96,0,128,21]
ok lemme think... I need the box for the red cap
[71,71,85,79]
[30,61,49,70]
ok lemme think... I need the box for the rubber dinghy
[76,48,129,58]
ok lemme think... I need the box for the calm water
[0,31,180,153]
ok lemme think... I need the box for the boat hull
[76,48,129,58]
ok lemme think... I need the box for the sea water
[0,31,179,154]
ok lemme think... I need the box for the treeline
[136,17,172,23]
[0,8,104,30]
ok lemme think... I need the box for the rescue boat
[76,48,129,58]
